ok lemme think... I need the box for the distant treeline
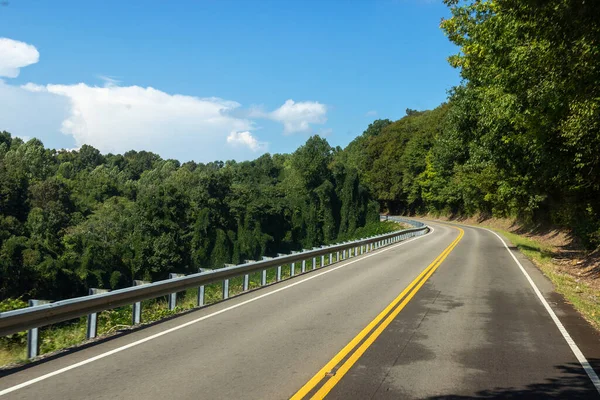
[339,0,600,248]
[0,133,379,301]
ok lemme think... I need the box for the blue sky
[0,0,459,162]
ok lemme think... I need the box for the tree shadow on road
[426,360,600,399]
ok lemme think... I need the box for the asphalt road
[1,220,599,399]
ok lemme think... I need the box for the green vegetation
[340,0,600,249]
[0,133,382,306]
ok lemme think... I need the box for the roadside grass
[0,219,406,367]
[491,229,600,331]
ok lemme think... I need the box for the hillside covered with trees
[0,133,380,302]
[340,0,600,249]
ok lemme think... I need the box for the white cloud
[265,99,327,134]
[0,79,73,149]
[0,38,40,78]
[227,131,266,152]
[97,75,121,87]
[366,110,377,117]
[18,82,263,161]
[0,37,340,161]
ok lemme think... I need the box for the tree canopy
[0,133,378,301]
[340,0,600,248]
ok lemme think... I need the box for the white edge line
[0,226,435,396]
[484,228,600,394]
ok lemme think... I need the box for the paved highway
[1,220,599,399]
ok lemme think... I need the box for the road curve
[1,220,599,399]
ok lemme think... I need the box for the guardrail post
[329,252,333,264]
[290,251,298,276]
[198,285,205,306]
[197,268,210,306]
[312,247,319,269]
[168,273,185,310]
[302,252,309,272]
[276,254,285,281]
[222,265,236,299]
[260,256,274,283]
[27,299,50,359]
[132,280,150,324]
[87,289,110,339]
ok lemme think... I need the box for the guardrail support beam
[243,274,249,291]
[222,265,236,300]
[27,299,50,359]
[291,251,299,276]
[276,254,285,280]
[168,273,185,310]
[87,289,110,339]
[132,280,150,324]
[197,268,210,307]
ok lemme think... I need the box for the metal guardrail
[0,217,428,354]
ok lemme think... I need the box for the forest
[0,134,381,302]
[339,0,600,250]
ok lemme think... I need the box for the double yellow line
[291,227,464,400]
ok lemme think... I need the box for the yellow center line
[290,227,464,400]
